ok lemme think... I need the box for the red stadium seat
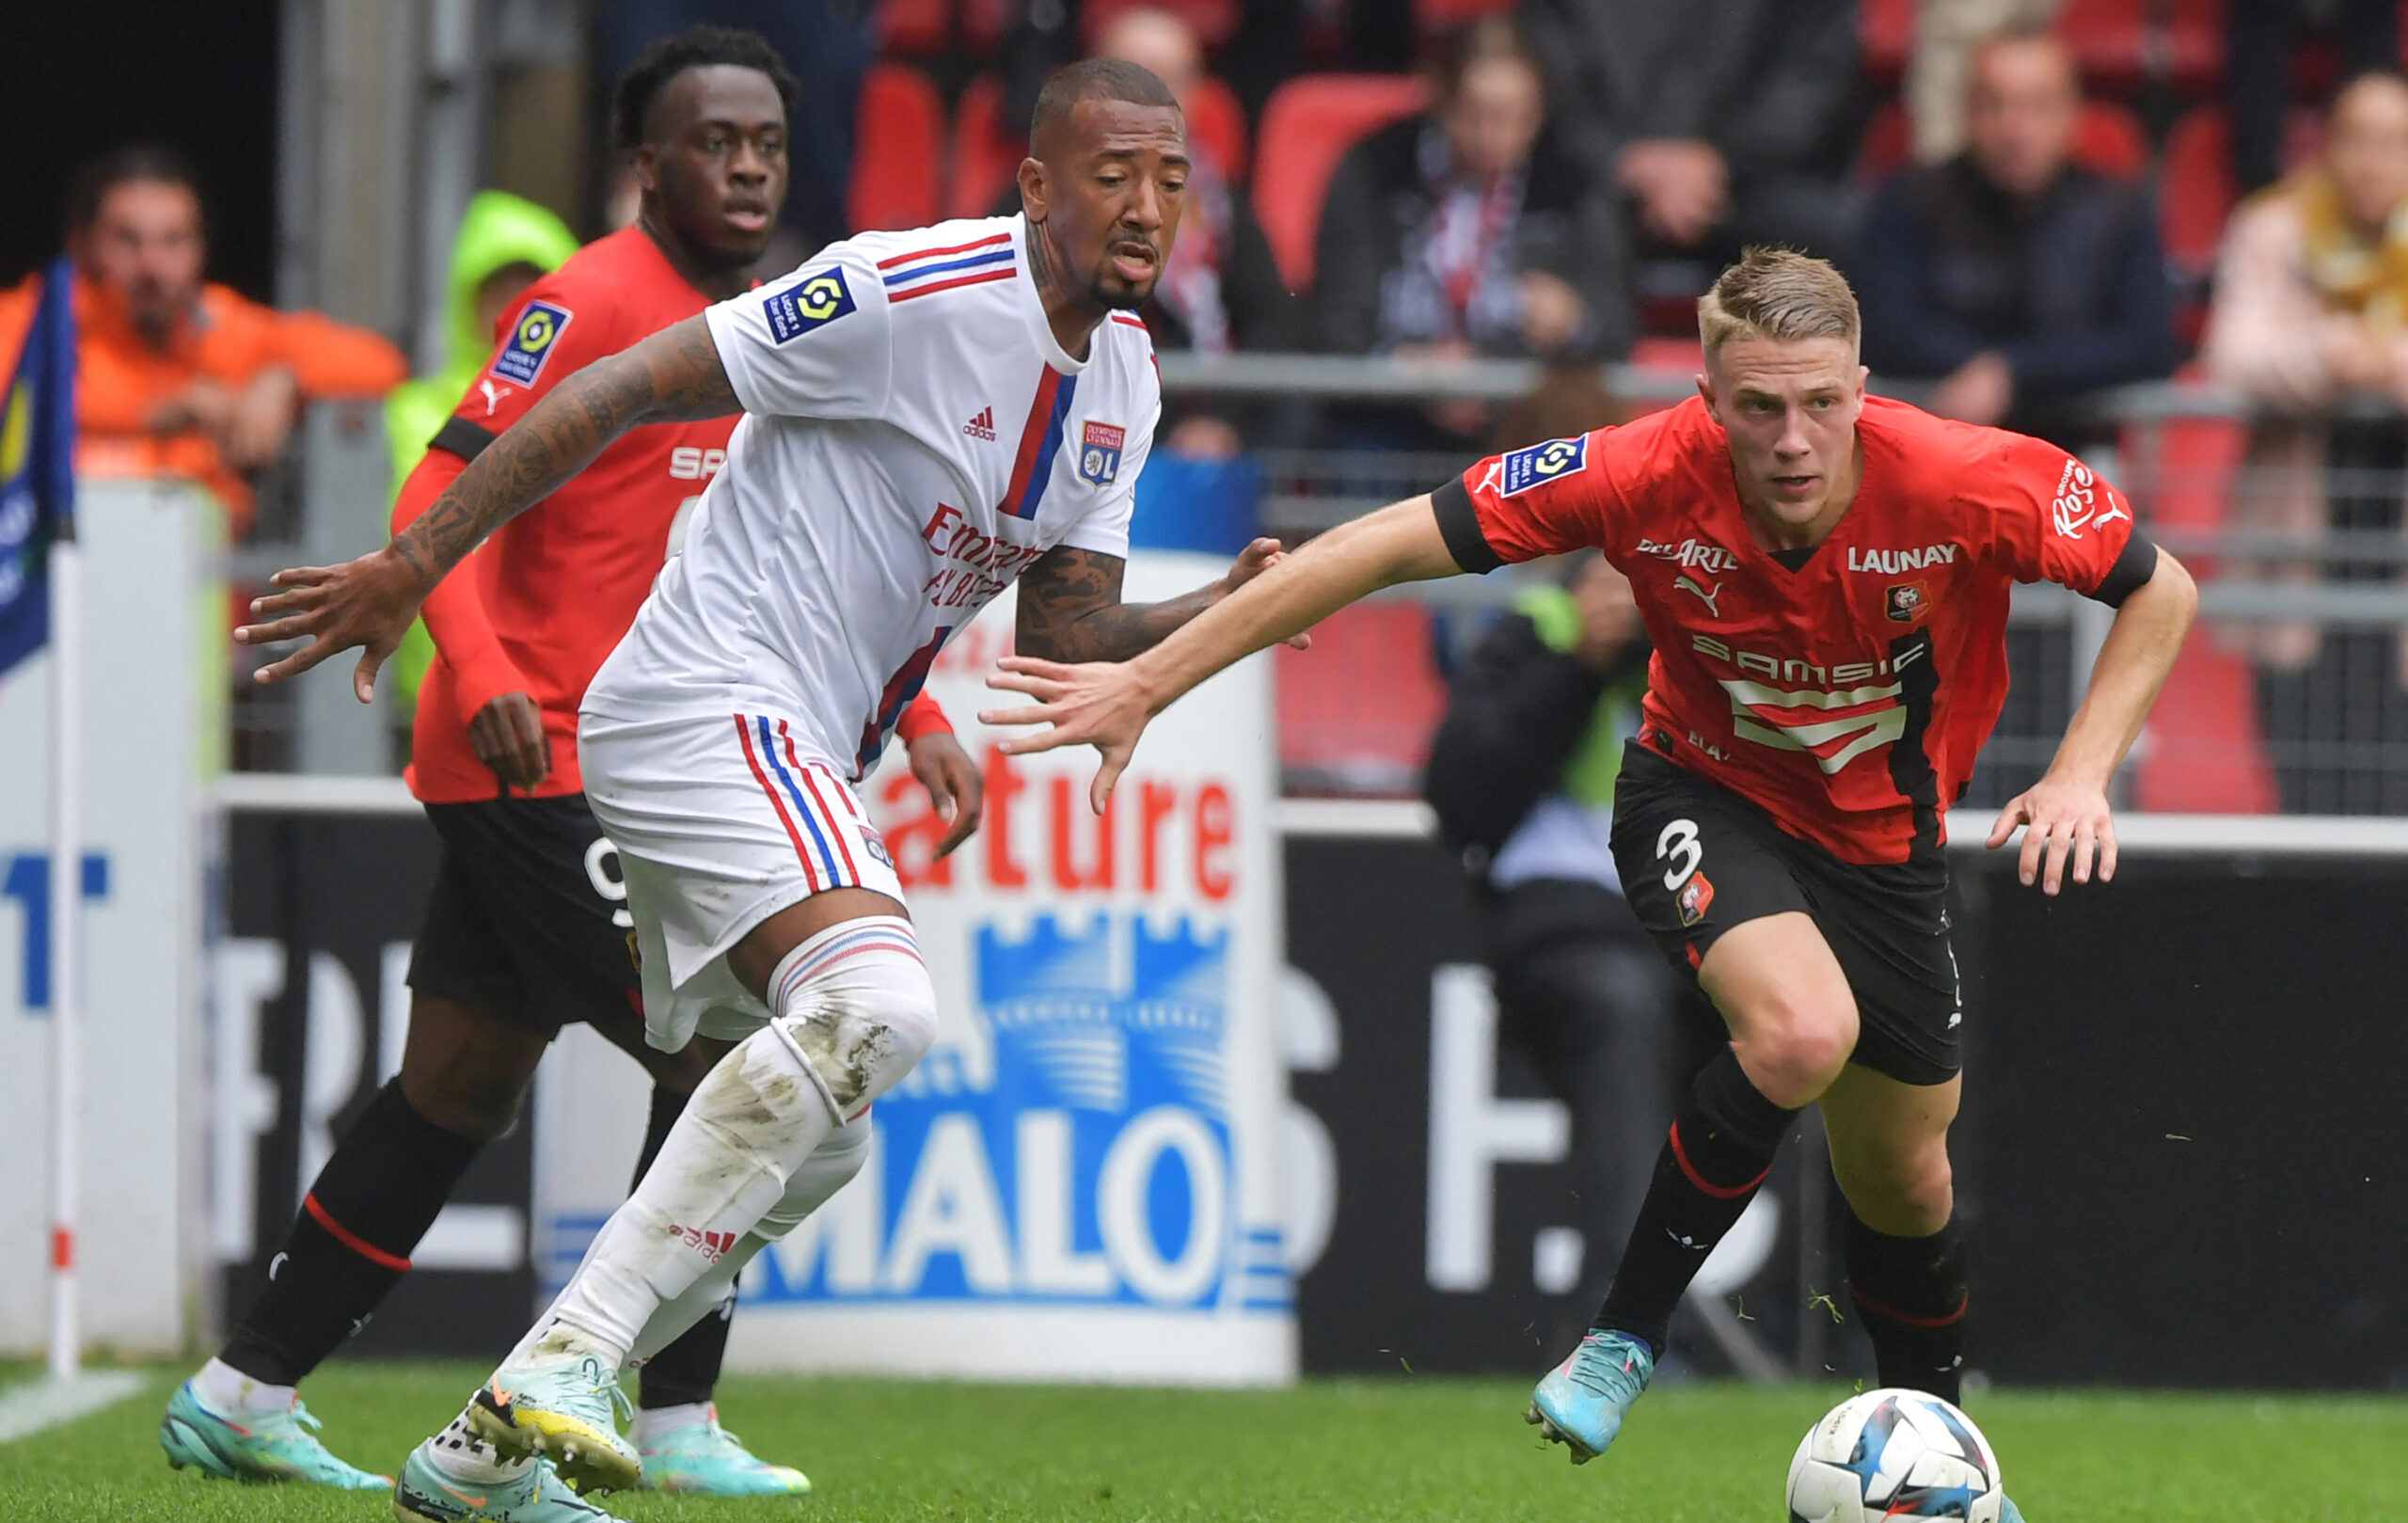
[1854,99,2149,182]
[2126,412,2279,813]
[1275,604,1450,795]
[876,0,952,56]
[1083,0,1241,51]
[1185,74,1249,182]
[851,63,947,233]
[1414,0,1515,32]
[1253,73,1430,290]
[2160,105,2238,280]
[947,74,1023,223]
[2055,0,2150,92]
[2163,0,2226,93]
[1860,0,1915,87]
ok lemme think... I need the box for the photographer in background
[1424,508,1703,1337]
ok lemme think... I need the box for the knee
[1841,1142,1955,1236]
[1729,994,1858,1107]
[770,922,940,1111]
[400,1069,526,1143]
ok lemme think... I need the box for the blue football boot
[1525,1329,1656,1464]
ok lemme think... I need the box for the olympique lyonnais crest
[1886,580,1931,623]
[1078,420,1125,485]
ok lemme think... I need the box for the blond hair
[1697,247,1861,364]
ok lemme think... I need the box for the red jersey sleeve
[1970,431,2154,601]
[1430,431,1621,572]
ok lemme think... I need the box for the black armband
[1431,475,1503,574]
[429,416,499,463]
[2086,530,2160,608]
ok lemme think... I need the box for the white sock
[424,1412,531,1485]
[190,1357,293,1417]
[514,917,933,1365]
[631,1401,715,1448]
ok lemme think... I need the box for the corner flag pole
[45,495,80,1383]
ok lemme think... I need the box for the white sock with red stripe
[520,917,936,1366]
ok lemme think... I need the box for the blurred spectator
[382,191,581,716]
[1906,0,2060,165]
[2208,71,2408,673]
[1002,0,1413,126]
[1521,0,1861,265]
[1858,28,2174,438]
[2228,0,2404,196]
[597,0,867,256]
[0,145,406,539]
[1311,15,1632,443]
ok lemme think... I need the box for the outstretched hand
[979,655,1158,813]
[1987,771,2116,896]
[233,548,428,703]
[1221,538,1311,650]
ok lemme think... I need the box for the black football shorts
[407,795,642,1039]
[1608,738,1963,1087]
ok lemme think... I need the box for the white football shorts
[578,707,908,1051]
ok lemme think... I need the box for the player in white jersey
[239,58,1283,1517]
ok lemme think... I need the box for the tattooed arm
[234,316,740,699]
[1015,539,1303,663]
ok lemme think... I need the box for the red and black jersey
[1434,394,2156,865]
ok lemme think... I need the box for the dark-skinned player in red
[161,27,980,1505]
[984,249,2198,1523]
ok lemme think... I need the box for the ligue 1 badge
[1079,420,1125,485]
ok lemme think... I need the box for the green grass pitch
[6,1364,2406,1521]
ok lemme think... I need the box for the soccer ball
[1784,1388,2004,1523]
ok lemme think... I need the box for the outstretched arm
[1987,546,2198,894]
[1013,538,1309,664]
[983,495,1465,810]
[234,315,740,699]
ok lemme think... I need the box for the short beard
[1089,270,1150,312]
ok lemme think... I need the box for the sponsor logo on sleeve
[2050,458,2130,540]
[491,299,573,386]
[1498,435,1589,496]
[1078,420,1126,485]
[764,268,859,343]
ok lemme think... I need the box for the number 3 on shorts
[1656,818,1703,891]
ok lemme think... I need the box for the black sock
[1846,1210,1969,1404]
[1592,1049,1798,1357]
[220,1079,483,1385]
[634,1086,732,1411]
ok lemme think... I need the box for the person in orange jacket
[0,145,407,537]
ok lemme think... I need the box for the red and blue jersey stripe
[1001,366,1078,520]
[879,231,1016,304]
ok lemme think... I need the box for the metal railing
[220,363,2408,812]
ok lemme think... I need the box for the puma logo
[1674,574,1724,617]
[478,379,513,415]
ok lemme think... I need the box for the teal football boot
[393,1442,628,1522]
[1525,1329,1656,1464]
[466,1346,640,1495]
[158,1379,390,1489]
[638,1405,810,1495]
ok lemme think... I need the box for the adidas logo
[673,1225,738,1263]
[962,405,997,441]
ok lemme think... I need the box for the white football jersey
[585,214,1160,775]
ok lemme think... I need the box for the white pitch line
[0,1370,150,1444]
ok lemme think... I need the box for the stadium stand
[947,73,1022,221]
[1275,603,1450,794]
[1251,73,1428,291]
[1080,0,1240,51]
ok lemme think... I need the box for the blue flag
[0,256,77,677]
